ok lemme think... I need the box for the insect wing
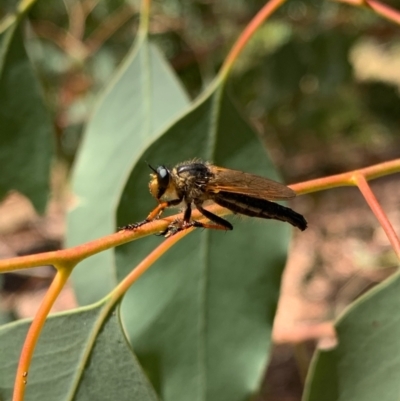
[206,166,296,200]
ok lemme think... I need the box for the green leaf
[67,36,190,304]
[116,84,293,401]
[68,18,295,401]
[0,301,158,401]
[0,21,53,213]
[303,272,400,401]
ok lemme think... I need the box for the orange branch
[1,159,399,275]
[366,0,400,25]
[290,158,400,194]
[354,174,400,259]
[2,158,399,400]
[0,210,216,273]
[109,227,193,305]
[220,0,287,78]
[12,267,72,401]
[337,0,400,25]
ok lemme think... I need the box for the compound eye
[157,166,167,178]
[156,166,170,197]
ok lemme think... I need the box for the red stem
[337,0,400,25]
[12,268,72,401]
[220,0,287,78]
[354,174,400,259]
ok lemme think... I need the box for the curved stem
[366,0,400,25]
[1,159,399,274]
[138,0,151,36]
[12,266,73,401]
[219,0,287,79]
[337,0,400,25]
[290,158,400,194]
[354,174,400,260]
[109,227,194,304]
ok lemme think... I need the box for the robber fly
[121,160,307,235]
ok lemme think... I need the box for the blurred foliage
[1,0,399,174]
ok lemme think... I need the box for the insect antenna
[145,161,157,173]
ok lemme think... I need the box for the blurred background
[0,1,399,400]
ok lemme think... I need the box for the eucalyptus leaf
[0,301,158,401]
[303,272,400,401]
[67,36,189,304]
[116,84,293,401]
[68,13,296,401]
[0,21,53,213]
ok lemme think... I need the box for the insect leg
[183,203,192,223]
[159,203,192,237]
[195,204,233,231]
[163,202,233,237]
[120,198,182,231]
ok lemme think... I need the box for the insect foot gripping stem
[118,219,149,231]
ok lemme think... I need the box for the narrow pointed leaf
[0,22,53,213]
[67,37,189,305]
